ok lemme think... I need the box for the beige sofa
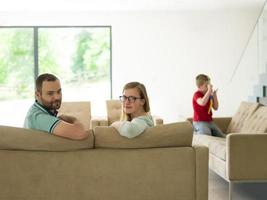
[192,101,267,200]
[0,121,208,200]
[58,101,92,130]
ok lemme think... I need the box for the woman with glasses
[111,82,154,138]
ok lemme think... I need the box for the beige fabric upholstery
[194,145,209,200]
[193,134,226,161]
[227,133,267,180]
[226,101,261,133]
[58,101,91,130]
[209,153,227,179]
[106,99,122,125]
[153,116,164,125]
[106,99,164,125]
[90,118,100,129]
[0,148,205,200]
[91,117,109,129]
[193,135,227,179]
[192,101,267,183]
[94,121,193,148]
[0,125,94,150]
[212,117,232,133]
[240,106,267,133]
[0,124,208,200]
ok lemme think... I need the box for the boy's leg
[209,122,226,137]
[193,122,212,135]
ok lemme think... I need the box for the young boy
[192,74,225,137]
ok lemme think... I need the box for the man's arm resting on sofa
[227,133,267,181]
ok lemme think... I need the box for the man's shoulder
[27,103,48,117]
[24,103,60,133]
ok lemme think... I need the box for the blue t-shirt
[24,101,60,134]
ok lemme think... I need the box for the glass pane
[38,27,111,116]
[0,28,34,127]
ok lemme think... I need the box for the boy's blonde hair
[196,74,210,88]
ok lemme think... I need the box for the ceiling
[0,0,265,12]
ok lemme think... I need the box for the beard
[40,97,61,111]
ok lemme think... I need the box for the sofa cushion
[58,101,91,130]
[106,100,122,125]
[193,135,226,161]
[94,121,193,148]
[226,102,261,133]
[240,106,267,133]
[0,126,94,151]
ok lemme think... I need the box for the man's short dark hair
[36,73,59,92]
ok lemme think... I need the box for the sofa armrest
[186,118,193,124]
[227,133,267,181]
[153,115,164,125]
[94,121,193,149]
[194,145,209,200]
[90,116,108,129]
[212,117,232,133]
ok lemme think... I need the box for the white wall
[0,3,265,123]
[110,10,264,123]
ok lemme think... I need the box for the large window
[0,26,111,127]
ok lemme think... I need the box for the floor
[209,170,267,200]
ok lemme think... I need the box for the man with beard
[24,73,88,140]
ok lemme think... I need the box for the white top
[119,115,154,138]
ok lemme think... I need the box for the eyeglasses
[119,95,142,103]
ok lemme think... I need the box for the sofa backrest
[94,121,193,148]
[226,101,261,133]
[240,106,267,133]
[106,99,122,125]
[0,126,94,151]
[58,101,91,130]
[0,121,193,151]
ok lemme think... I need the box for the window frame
[0,25,113,98]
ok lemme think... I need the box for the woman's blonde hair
[120,82,150,121]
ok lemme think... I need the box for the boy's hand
[212,88,218,96]
[207,84,213,89]
[207,84,213,94]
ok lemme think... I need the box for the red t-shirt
[192,90,212,122]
